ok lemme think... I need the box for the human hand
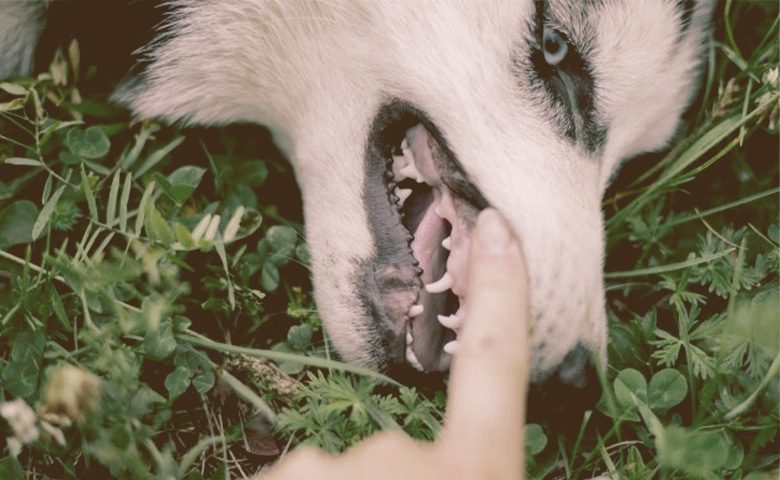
[263,208,530,479]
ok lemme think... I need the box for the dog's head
[113,0,714,416]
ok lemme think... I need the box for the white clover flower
[0,398,39,456]
[223,205,245,242]
[765,67,778,88]
[42,364,100,423]
[204,214,222,241]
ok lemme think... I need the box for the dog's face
[109,0,713,409]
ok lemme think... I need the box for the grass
[0,2,778,479]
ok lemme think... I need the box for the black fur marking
[676,0,696,34]
[525,0,606,153]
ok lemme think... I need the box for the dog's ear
[0,2,48,80]
[595,0,716,188]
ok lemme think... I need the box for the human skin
[262,208,530,480]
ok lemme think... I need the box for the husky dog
[2,0,713,417]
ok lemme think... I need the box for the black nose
[527,344,602,430]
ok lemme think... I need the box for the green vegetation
[0,1,777,479]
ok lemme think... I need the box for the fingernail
[475,208,512,253]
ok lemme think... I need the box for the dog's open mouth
[363,101,488,373]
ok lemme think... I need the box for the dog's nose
[527,344,602,429]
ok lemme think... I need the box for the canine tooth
[425,272,453,293]
[406,329,413,345]
[396,188,412,206]
[437,314,461,330]
[443,340,459,355]
[408,304,424,317]
[406,344,425,371]
[441,236,451,250]
[399,163,425,183]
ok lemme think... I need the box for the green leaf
[165,365,193,400]
[525,424,547,456]
[153,166,206,206]
[648,368,688,411]
[145,203,175,247]
[723,432,744,470]
[1,330,45,399]
[625,445,646,473]
[233,160,268,187]
[135,135,185,177]
[192,370,215,394]
[266,225,298,259]
[287,324,313,351]
[0,456,25,479]
[295,242,310,265]
[261,262,280,292]
[144,323,177,361]
[0,200,39,249]
[613,368,647,409]
[32,182,67,240]
[81,165,98,220]
[174,222,196,249]
[107,170,121,226]
[656,426,731,476]
[66,126,110,159]
[271,342,305,375]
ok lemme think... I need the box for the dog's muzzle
[362,101,488,373]
[360,101,603,420]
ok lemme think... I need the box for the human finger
[441,208,531,471]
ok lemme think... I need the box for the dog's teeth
[396,188,413,206]
[437,314,461,330]
[441,236,451,250]
[408,304,424,317]
[443,340,459,355]
[405,323,424,370]
[399,163,425,183]
[425,272,453,293]
[406,343,425,371]
[392,155,408,181]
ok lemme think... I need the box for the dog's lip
[364,100,488,373]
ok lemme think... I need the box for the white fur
[1,0,714,380]
[0,1,48,79]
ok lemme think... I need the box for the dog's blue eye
[542,27,568,66]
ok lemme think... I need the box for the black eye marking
[542,27,568,66]
[519,0,606,153]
